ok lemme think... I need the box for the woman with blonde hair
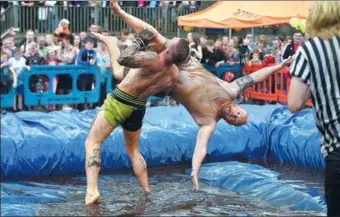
[287,2,340,216]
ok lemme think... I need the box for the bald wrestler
[84,28,190,205]
[97,0,293,192]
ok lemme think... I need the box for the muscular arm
[191,123,216,191]
[110,0,167,53]
[228,57,293,98]
[118,43,160,68]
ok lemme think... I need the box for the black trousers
[325,146,340,217]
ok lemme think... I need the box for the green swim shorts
[100,88,146,132]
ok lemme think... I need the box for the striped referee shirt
[290,36,340,158]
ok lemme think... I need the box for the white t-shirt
[8,57,27,76]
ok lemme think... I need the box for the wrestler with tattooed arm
[85,28,190,205]
[90,0,294,194]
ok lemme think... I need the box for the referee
[287,2,340,216]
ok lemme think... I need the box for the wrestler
[102,0,293,191]
[84,28,190,205]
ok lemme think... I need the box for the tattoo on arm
[235,76,254,95]
[119,51,159,68]
[87,148,101,168]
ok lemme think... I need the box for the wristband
[133,37,145,50]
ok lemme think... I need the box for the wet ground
[35,160,325,216]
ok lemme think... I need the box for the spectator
[187,32,193,42]
[188,33,203,61]
[304,33,311,42]
[56,34,76,110]
[58,34,77,65]
[282,30,302,60]
[76,37,97,110]
[249,49,262,64]
[238,38,250,65]
[215,38,223,50]
[25,41,45,98]
[118,29,131,51]
[76,38,97,66]
[8,48,29,111]
[222,36,229,47]
[202,39,225,68]
[73,34,81,54]
[37,35,48,60]
[246,33,256,51]
[0,54,17,97]
[258,34,271,54]
[20,29,36,54]
[80,31,88,47]
[44,49,60,111]
[54,19,71,40]
[25,42,44,65]
[262,49,276,67]
[256,41,266,56]
[45,34,60,53]
[83,24,99,48]
[272,39,282,64]
[1,38,15,58]
[200,35,208,48]
[225,46,240,65]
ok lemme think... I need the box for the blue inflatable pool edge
[186,161,326,213]
[1,104,324,180]
[0,104,326,216]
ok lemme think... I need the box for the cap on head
[220,102,248,126]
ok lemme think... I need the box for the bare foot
[110,0,123,15]
[191,174,199,192]
[85,191,101,205]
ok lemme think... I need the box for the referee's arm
[287,48,311,113]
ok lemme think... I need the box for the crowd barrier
[0,5,200,36]
[0,63,312,109]
[243,63,313,107]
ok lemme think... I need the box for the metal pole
[229,28,232,38]
[252,27,254,36]
[177,27,180,38]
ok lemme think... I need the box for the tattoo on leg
[87,148,101,168]
[235,76,254,95]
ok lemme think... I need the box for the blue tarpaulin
[0,104,326,216]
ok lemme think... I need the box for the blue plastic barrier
[187,162,326,212]
[105,70,114,95]
[0,68,15,108]
[22,65,101,106]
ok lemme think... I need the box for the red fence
[242,63,312,107]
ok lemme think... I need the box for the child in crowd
[0,54,17,99]
[8,48,30,111]
[249,49,263,65]
[225,46,240,65]
[44,49,60,111]
[262,49,276,67]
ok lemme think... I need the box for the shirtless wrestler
[84,28,190,205]
[94,0,293,192]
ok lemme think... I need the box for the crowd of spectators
[187,31,310,69]
[1,1,311,112]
